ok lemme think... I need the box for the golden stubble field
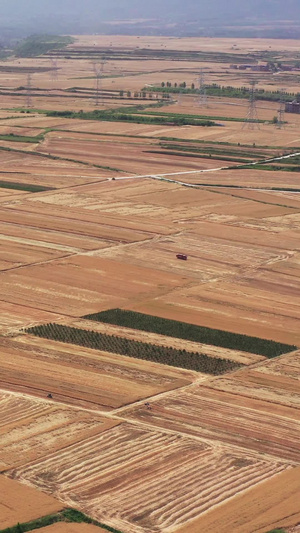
[1,34,300,533]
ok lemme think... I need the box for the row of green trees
[25,323,241,375]
[83,309,297,358]
[44,109,215,127]
[146,83,299,102]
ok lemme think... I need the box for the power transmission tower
[50,58,59,89]
[177,88,183,105]
[198,68,207,107]
[92,59,106,107]
[243,81,260,129]
[26,73,33,108]
[277,88,286,129]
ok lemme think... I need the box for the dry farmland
[1,33,300,533]
[0,475,63,528]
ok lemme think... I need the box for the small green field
[0,180,54,193]
[14,35,75,58]
[83,309,297,357]
[0,134,44,143]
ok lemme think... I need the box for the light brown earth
[0,475,63,528]
[41,525,108,533]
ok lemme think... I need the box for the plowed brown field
[0,475,63,528]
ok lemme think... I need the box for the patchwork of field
[0,148,106,189]
[0,475,63,528]
[119,383,300,463]
[1,33,300,533]
[37,131,236,174]
[10,420,288,533]
[0,254,188,317]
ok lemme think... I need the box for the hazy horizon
[0,0,299,38]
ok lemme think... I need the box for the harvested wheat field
[0,475,63,528]
[0,391,119,471]
[0,301,63,335]
[10,421,288,533]
[175,465,300,533]
[119,384,300,463]
[204,350,300,409]
[0,335,194,409]
[0,254,187,317]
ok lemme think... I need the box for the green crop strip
[0,180,54,192]
[25,323,242,375]
[0,134,44,143]
[83,309,297,358]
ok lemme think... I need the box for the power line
[92,59,106,107]
[198,68,207,107]
[243,81,260,130]
[277,88,286,129]
[26,73,33,108]
[50,58,59,90]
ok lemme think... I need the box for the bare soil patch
[0,475,62,529]
[41,525,108,533]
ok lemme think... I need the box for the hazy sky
[0,0,296,21]
[0,1,298,33]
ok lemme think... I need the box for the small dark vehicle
[176,254,188,261]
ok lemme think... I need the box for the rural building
[285,100,300,113]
